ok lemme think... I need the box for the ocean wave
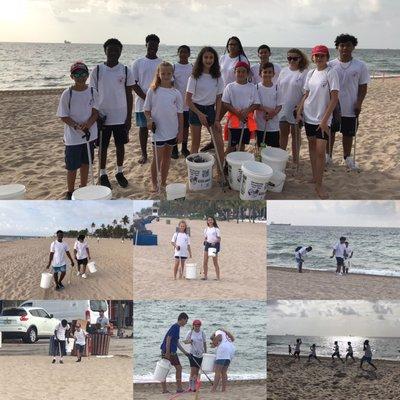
[133,372,266,383]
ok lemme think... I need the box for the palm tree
[121,215,130,227]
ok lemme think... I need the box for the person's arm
[204,340,207,354]
[319,90,339,135]
[66,250,75,266]
[61,116,81,131]
[73,248,77,260]
[125,85,133,132]
[354,84,367,116]
[47,252,54,269]
[165,335,172,358]
[296,91,308,122]
[177,112,184,143]
[132,83,146,100]
[222,329,235,342]
[330,249,335,258]
[188,244,192,258]
[86,246,91,260]
[80,108,99,131]
[214,94,222,131]
[177,341,189,355]
[222,102,241,118]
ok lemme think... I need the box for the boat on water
[270,222,291,226]
[64,40,71,44]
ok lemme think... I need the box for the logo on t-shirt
[118,76,125,84]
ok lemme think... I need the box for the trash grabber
[150,130,161,194]
[83,130,94,185]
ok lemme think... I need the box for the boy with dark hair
[294,246,312,273]
[89,38,134,189]
[250,44,281,85]
[160,313,189,394]
[328,33,370,169]
[331,236,347,274]
[52,319,70,364]
[131,34,162,164]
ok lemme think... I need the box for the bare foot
[315,185,329,199]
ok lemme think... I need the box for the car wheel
[23,327,37,343]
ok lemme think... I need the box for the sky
[0,200,133,236]
[267,200,400,227]
[268,300,400,337]
[0,0,399,48]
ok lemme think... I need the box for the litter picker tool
[150,130,161,195]
[294,122,301,173]
[82,129,95,185]
[238,120,247,151]
[189,354,214,384]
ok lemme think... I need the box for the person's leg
[139,127,148,163]
[279,121,290,151]
[59,271,66,284]
[115,143,125,171]
[327,131,335,157]
[79,164,89,187]
[180,259,185,279]
[67,170,77,193]
[161,380,168,393]
[81,260,87,275]
[53,272,59,287]
[173,259,179,280]
[290,125,299,163]
[151,144,163,191]
[212,255,220,280]
[160,146,173,186]
[202,251,208,279]
[221,365,229,392]
[307,137,317,183]
[368,360,377,370]
[175,364,183,391]
[190,125,202,154]
[181,117,190,156]
[343,135,353,159]
[211,364,223,392]
[314,138,328,199]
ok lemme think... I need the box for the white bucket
[66,338,75,355]
[267,169,286,193]
[208,247,217,257]
[185,263,197,280]
[40,272,53,289]
[240,161,273,201]
[0,184,26,200]
[72,185,112,200]
[185,153,214,191]
[154,359,171,381]
[226,152,255,191]
[88,261,97,274]
[166,183,186,200]
[261,147,289,172]
[201,353,216,372]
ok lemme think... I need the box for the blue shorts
[361,356,372,363]
[336,257,344,267]
[135,112,147,128]
[229,128,250,147]
[183,111,190,129]
[76,344,85,353]
[204,242,220,254]
[65,142,95,171]
[189,104,216,126]
[215,359,231,366]
[53,264,67,273]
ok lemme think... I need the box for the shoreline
[267,353,400,363]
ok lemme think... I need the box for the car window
[29,309,39,317]
[36,309,49,318]
[1,308,27,316]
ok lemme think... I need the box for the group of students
[57,33,369,199]
[46,230,92,290]
[171,216,221,280]
[159,313,236,394]
[290,338,377,370]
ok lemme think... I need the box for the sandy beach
[267,266,400,300]
[133,379,266,399]
[0,237,132,299]
[133,218,266,300]
[1,78,399,200]
[267,354,400,400]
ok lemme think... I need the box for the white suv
[0,307,61,344]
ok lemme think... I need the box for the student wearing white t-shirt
[57,61,99,200]
[89,38,135,190]
[74,234,91,279]
[52,319,70,364]
[46,230,74,291]
[277,48,309,163]
[328,34,370,170]
[296,45,340,200]
[131,34,163,165]
[171,220,192,279]
[144,62,183,192]
[254,62,283,149]
[250,44,281,85]
[330,236,347,274]
[202,217,221,280]
[73,322,88,362]
[172,45,192,159]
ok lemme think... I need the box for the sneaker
[59,283,65,289]
[65,191,73,200]
[171,146,179,159]
[59,360,64,364]
[345,156,359,171]
[82,273,87,279]
[99,174,112,189]
[55,284,61,291]
[52,359,56,364]
[76,271,81,276]
[325,154,333,166]
[115,172,128,188]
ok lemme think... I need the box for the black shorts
[161,352,181,366]
[77,258,88,266]
[65,142,95,171]
[183,111,190,130]
[331,116,357,136]
[76,344,85,353]
[256,130,279,148]
[102,124,128,148]
[304,122,329,141]
[204,242,220,253]
[152,138,177,148]
[336,257,344,267]
[229,128,250,147]
[53,339,66,356]
[174,256,188,260]
[189,104,216,126]
[189,355,203,368]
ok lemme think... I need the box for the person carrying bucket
[74,234,91,279]
[160,312,190,394]
[202,217,221,280]
[171,220,192,279]
[52,319,70,364]
[46,230,75,291]
[210,329,235,393]
[294,245,312,273]
[182,319,207,392]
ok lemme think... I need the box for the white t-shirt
[254,82,283,132]
[143,87,183,142]
[74,240,89,260]
[74,329,87,345]
[333,242,346,258]
[303,67,340,126]
[222,82,260,128]
[186,74,224,106]
[56,87,99,146]
[328,58,370,117]
[215,330,235,360]
[250,62,281,85]
[220,54,249,87]
[89,63,134,126]
[295,247,308,260]
[173,63,193,112]
[185,330,206,358]
[55,323,70,341]
[344,246,353,258]
[204,227,221,244]
[96,316,109,333]
[277,67,309,124]
[131,57,163,112]
[171,232,190,258]
[50,240,69,267]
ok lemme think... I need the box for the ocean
[133,300,266,382]
[267,225,400,277]
[268,335,400,361]
[0,235,36,243]
[0,42,399,90]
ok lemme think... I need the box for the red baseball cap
[193,319,202,326]
[311,45,329,57]
[70,61,89,74]
[235,61,250,71]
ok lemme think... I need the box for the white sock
[100,169,107,176]
[117,166,123,173]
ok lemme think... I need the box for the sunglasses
[287,56,300,61]
[72,70,88,78]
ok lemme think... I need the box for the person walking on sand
[332,341,344,363]
[46,230,75,291]
[73,322,88,362]
[160,313,190,394]
[360,340,377,370]
[293,338,302,361]
[210,329,235,393]
[52,319,70,364]
[308,344,322,363]
[171,220,192,279]
[74,234,91,279]
[294,246,312,273]
[344,241,353,274]
[288,344,292,355]
[346,341,355,363]
[331,236,347,275]
[202,216,221,280]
